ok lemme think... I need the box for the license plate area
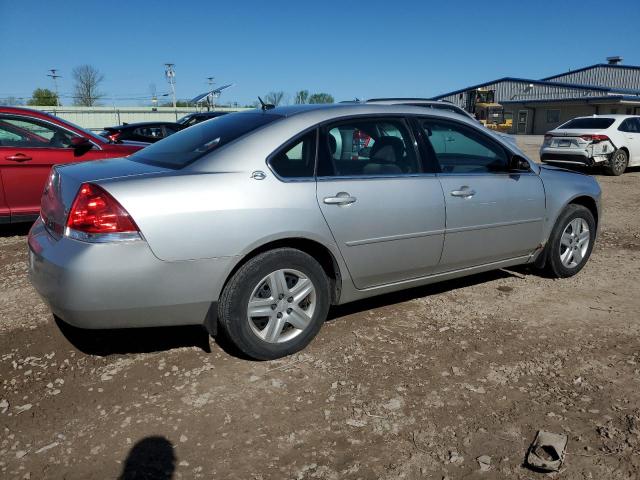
[558,139,571,147]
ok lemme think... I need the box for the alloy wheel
[247,268,317,343]
[559,218,590,268]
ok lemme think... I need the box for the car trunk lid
[41,158,170,239]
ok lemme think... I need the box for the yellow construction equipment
[466,88,512,133]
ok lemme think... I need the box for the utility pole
[206,76,215,111]
[164,63,176,109]
[47,69,61,106]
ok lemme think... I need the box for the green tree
[294,90,309,104]
[27,88,59,106]
[308,92,334,104]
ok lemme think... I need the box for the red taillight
[40,169,64,235]
[580,134,609,143]
[108,132,121,143]
[66,183,138,234]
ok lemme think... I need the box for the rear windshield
[560,118,615,129]
[130,112,281,168]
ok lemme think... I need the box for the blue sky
[1,0,639,106]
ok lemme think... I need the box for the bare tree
[308,92,334,104]
[72,65,105,106]
[265,91,286,106]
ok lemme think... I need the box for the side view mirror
[71,136,93,156]
[510,154,531,171]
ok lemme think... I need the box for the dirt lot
[1,138,639,479]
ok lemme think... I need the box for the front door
[0,114,99,218]
[316,117,446,289]
[418,117,545,270]
[517,110,529,134]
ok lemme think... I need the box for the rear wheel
[604,149,628,176]
[218,248,330,360]
[544,204,596,278]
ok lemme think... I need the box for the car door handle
[323,192,357,206]
[450,186,476,198]
[5,154,32,162]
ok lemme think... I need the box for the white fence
[27,106,249,131]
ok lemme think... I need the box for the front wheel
[218,248,330,360]
[604,149,628,176]
[544,204,596,278]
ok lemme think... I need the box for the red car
[0,107,146,224]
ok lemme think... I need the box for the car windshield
[560,118,615,129]
[177,114,194,124]
[130,111,281,169]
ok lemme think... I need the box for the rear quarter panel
[100,171,340,262]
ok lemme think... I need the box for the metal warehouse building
[431,57,640,134]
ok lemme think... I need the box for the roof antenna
[258,96,275,111]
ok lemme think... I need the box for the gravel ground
[1,139,639,479]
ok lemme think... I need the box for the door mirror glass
[510,154,531,171]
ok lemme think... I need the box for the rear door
[0,114,102,219]
[418,117,545,270]
[618,118,640,164]
[315,116,446,289]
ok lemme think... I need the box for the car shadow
[118,436,176,480]
[0,223,32,237]
[327,267,530,321]
[54,316,212,356]
[54,266,533,359]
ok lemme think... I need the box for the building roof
[432,62,640,103]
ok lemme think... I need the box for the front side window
[134,126,165,139]
[0,115,79,148]
[317,118,419,177]
[420,119,509,174]
[131,112,281,169]
[269,130,316,179]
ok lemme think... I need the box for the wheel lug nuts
[271,304,277,310]
[286,308,292,314]
[287,297,293,303]
[279,294,284,300]
[276,312,282,318]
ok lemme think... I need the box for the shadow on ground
[53,266,534,359]
[328,266,530,320]
[0,223,32,238]
[118,436,176,480]
[54,316,212,356]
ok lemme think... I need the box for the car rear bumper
[540,145,613,166]
[28,218,237,329]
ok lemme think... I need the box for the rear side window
[619,118,640,133]
[420,119,509,173]
[130,112,281,169]
[317,118,420,177]
[560,118,615,129]
[269,130,316,179]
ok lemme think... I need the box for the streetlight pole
[206,76,215,111]
[47,69,61,106]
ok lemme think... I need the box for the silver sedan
[28,104,601,359]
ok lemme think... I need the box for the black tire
[544,204,596,278]
[218,248,330,360]
[604,149,628,176]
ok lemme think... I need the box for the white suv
[540,115,640,175]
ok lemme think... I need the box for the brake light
[580,134,609,143]
[107,132,121,143]
[40,169,64,235]
[66,183,138,235]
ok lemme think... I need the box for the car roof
[570,114,638,119]
[0,106,65,121]
[256,102,470,119]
